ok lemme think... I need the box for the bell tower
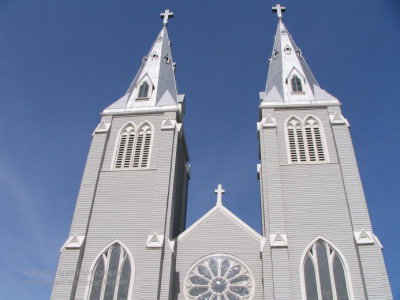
[257,5,392,299]
[51,10,190,300]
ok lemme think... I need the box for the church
[51,5,392,300]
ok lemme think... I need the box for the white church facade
[51,6,393,300]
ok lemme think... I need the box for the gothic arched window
[132,123,153,168]
[88,242,132,300]
[138,81,150,98]
[286,116,327,164]
[304,117,325,162]
[115,124,136,169]
[114,122,153,169]
[303,239,350,300]
[291,75,303,93]
[287,117,306,163]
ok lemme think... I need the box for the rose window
[184,254,255,300]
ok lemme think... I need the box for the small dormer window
[138,81,150,98]
[291,75,303,93]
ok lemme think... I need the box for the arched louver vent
[114,122,153,169]
[304,117,325,162]
[88,242,132,300]
[115,125,135,169]
[303,239,350,300]
[286,116,327,164]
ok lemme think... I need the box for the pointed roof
[104,12,181,113]
[261,8,337,104]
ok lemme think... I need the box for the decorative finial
[160,9,174,26]
[272,4,286,20]
[214,184,225,206]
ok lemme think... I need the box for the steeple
[105,9,183,113]
[261,4,337,104]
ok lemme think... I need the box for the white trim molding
[270,232,288,247]
[261,114,277,128]
[257,163,261,180]
[60,234,85,252]
[329,112,350,126]
[260,237,267,252]
[83,240,135,300]
[373,234,383,249]
[168,239,176,253]
[146,233,164,248]
[92,121,111,135]
[354,230,375,245]
[299,236,354,300]
[161,117,176,130]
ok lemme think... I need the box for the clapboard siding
[259,104,392,299]
[51,123,110,300]
[53,108,190,299]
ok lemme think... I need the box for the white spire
[104,10,181,112]
[262,5,337,104]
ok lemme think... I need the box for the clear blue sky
[0,0,398,298]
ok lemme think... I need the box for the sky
[0,0,398,298]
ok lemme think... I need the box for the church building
[51,5,393,300]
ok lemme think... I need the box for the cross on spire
[214,184,225,206]
[272,4,286,20]
[160,9,174,26]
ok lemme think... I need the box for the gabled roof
[178,203,262,243]
[262,19,338,104]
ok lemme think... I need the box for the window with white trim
[138,81,150,98]
[88,242,132,300]
[114,122,153,169]
[286,116,326,163]
[303,239,350,300]
[291,75,303,93]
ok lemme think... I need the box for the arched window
[132,123,152,168]
[88,242,132,300]
[114,122,153,169]
[291,75,303,93]
[138,81,150,98]
[115,125,135,169]
[287,117,306,163]
[286,116,327,164]
[304,117,325,162]
[303,239,350,300]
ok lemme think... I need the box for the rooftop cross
[272,4,286,20]
[160,9,174,26]
[214,184,225,206]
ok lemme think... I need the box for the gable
[178,205,262,245]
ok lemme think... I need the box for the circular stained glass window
[184,254,255,300]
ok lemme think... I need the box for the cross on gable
[214,184,225,206]
[272,4,286,19]
[160,9,174,26]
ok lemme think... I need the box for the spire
[105,9,182,112]
[262,4,337,103]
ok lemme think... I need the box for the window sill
[136,97,150,101]
[105,167,157,172]
[291,91,305,95]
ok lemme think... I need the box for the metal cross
[272,4,286,19]
[214,184,225,206]
[160,9,174,26]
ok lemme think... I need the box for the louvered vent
[287,116,327,164]
[114,123,153,169]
